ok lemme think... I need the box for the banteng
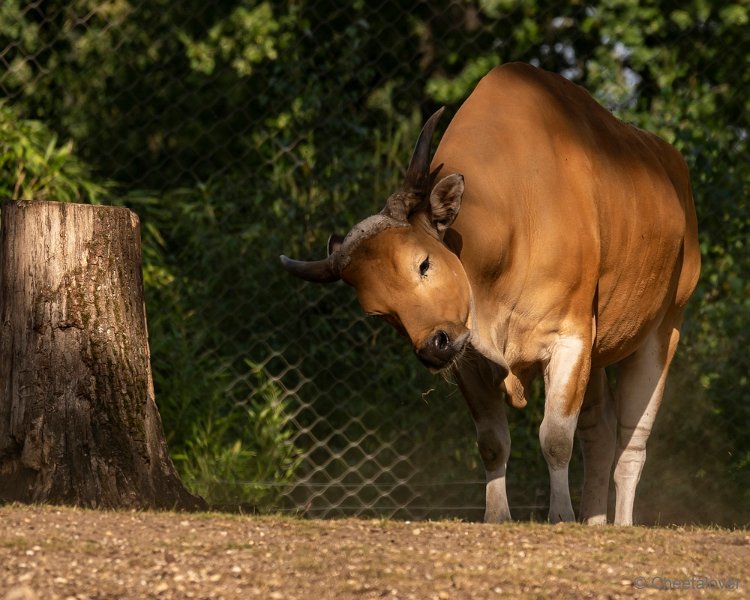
[281,63,700,525]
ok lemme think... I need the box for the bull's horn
[383,107,445,221]
[403,106,445,196]
[279,255,340,283]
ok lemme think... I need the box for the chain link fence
[2,1,748,525]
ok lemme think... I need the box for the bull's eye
[419,256,430,277]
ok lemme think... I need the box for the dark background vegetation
[1,0,747,525]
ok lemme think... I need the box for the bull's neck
[466,280,511,369]
[445,216,514,369]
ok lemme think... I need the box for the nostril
[417,330,456,370]
[433,330,450,351]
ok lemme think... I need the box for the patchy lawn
[0,504,747,599]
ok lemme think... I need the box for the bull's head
[280,108,473,371]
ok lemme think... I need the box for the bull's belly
[591,285,674,368]
[589,228,688,366]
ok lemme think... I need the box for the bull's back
[433,63,700,365]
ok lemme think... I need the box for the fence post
[0,200,205,510]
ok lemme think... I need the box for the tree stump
[0,201,205,510]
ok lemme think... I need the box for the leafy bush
[173,362,302,509]
[0,102,106,202]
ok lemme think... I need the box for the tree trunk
[0,201,205,510]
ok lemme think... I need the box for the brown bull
[281,63,700,525]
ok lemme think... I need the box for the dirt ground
[0,504,747,599]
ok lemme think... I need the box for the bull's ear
[429,173,464,234]
[327,233,345,257]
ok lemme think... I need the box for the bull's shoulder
[473,62,582,106]
[466,63,629,150]
[481,61,563,85]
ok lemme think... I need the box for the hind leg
[576,368,617,525]
[613,317,682,525]
[454,356,511,522]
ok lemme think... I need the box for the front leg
[453,354,511,523]
[540,334,591,523]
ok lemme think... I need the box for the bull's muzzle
[416,329,470,371]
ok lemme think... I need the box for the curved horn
[279,255,340,283]
[403,106,445,195]
[383,107,445,221]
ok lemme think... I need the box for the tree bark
[0,201,205,510]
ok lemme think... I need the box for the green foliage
[0,102,105,202]
[180,2,289,76]
[173,362,301,509]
